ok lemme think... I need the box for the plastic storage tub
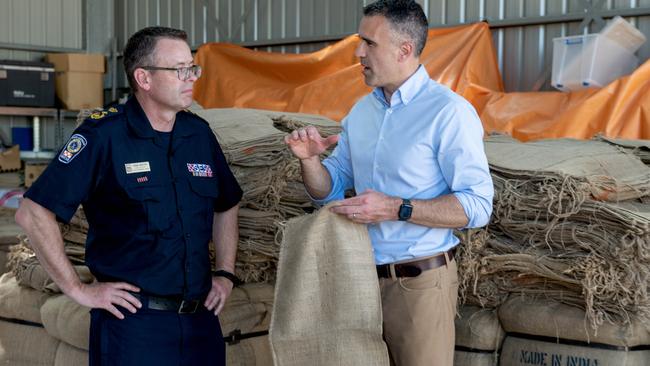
[551,33,638,91]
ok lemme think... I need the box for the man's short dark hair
[363,0,429,56]
[123,26,188,92]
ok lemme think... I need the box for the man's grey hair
[363,0,429,56]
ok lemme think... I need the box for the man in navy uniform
[15,26,242,365]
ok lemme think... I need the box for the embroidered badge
[58,134,87,164]
[125,162,151,174]
[137,176,148,183]
[187,163,213,177]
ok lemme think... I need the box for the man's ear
[398,41,414,62]
[134,68,151,91]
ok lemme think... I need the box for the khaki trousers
[379,257,458,366]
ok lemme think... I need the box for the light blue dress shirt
[316,65,494,265]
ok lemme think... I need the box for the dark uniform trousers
[89,305,224,366]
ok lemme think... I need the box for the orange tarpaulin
[194,23,503,122]
[194,21,649,141]
[464,60,650,141]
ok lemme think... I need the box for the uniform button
[185,233,191,238]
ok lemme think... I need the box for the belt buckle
[178,300,199,314]
[398,265,422,277]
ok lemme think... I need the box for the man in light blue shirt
[284,1,493,365]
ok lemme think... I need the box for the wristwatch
[212,270,241,286]
[398,198,413,221]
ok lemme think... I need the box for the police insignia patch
[187,163,213,177]
[58,134,87,164]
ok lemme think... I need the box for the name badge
[125,162,151,174]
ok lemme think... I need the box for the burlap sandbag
[0,318,59,365]
[221,283,274,336]
[15,262,93,294]
[499,335,650,366]
[54,342,87,366]
[0,249,8,275]
[498,295,650,347]
[0,272,52,324]
[453,351,497,366]
[456,305,504,351]
[222,283,275,366]
[270,206,389,366]
[454,306,503,366]
[227,335,273,366]
[40,294,90,350]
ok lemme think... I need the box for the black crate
[0,60,55,107]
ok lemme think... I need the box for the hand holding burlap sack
[270,205,389,366]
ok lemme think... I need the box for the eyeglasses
[141,65,202,81]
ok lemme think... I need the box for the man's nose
[355,42,366,58]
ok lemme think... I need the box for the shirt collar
[125,96,196,140]
[125,96,156,139]
[372,65,429,108]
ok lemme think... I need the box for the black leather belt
[131,293,202,314]
[376,248,456,278]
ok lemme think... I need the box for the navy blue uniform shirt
[25,97,243,300]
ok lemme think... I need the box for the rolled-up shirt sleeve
[437,102,494,228]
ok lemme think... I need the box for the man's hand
[204,276,234,315]
[284,126,339,160]
[68,281,142,320]
[329,189,401,224]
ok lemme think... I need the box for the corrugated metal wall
[0,0,84,151]
[113,0,650,93]
[1,1,650,150]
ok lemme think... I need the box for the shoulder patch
[58,134,88,164]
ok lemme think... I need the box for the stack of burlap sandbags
[0,272,60,365]
[8,207,89,292]
[193,107,341,283]
[0,206,22,274]
[458,135,650,332]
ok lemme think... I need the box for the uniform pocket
[188,178,219,198]
[123,183,172,233]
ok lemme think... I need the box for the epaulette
[87,106,123,121]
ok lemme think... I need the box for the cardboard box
[0,146,21,172]
[24,162,48,188]
[45,53,105,110]
[0,60,55,107]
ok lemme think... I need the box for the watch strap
[212,269,241,286]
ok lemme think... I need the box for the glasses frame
[141,65,202,81]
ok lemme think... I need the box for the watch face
[399,204,412,221]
